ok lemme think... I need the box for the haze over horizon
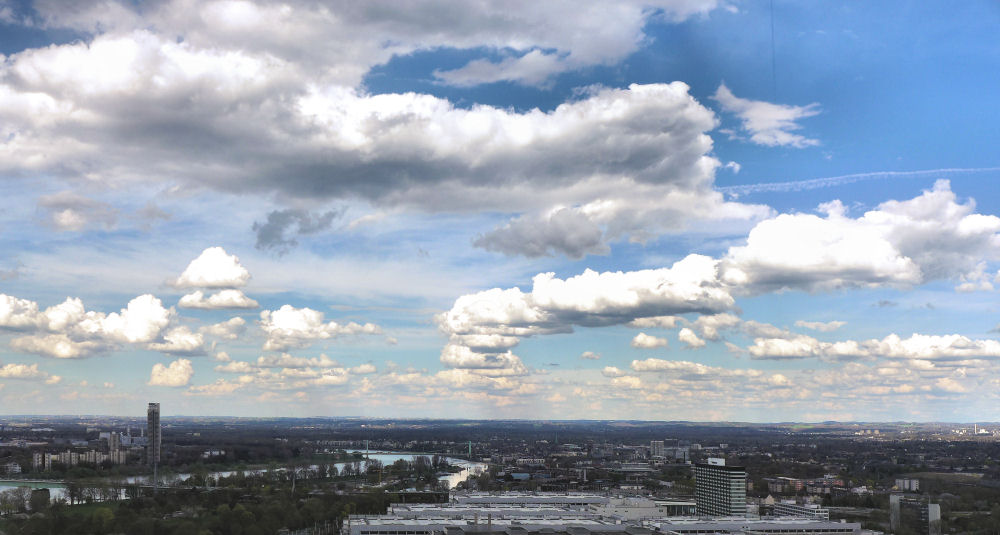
[0,1,999,422]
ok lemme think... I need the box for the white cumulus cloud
[440,255,733,343]
[628,316,682,329]
[96,294,173,344]
[349,363,377,375]
[678,327,707,349]
[437,255,733,375]
[602,366,628,378]
[748,332,1000,362]
[146,326,206,355]
[631,332,669,349]
[795,320,847,332]
[0,362,51,381]
[692,313,742,340]
[173,247,251,289]
[187,378,245,396]
[178,289,259,309]
[721,181,1000,293]
[2,294,174,358]
[255,353,341,369]
[200,317,247,340]
[259,305,382,351]
[9,334,106,359]
[713,83,820,148]
[148,358,194,387]
[439,344,529,376]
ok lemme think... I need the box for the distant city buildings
[772,501,830,520]
[766,475,844,495]
[120,426,148,448]
[17,409,147,472]
[951,424,993,436]
[201,449,225,459]
[644,440,689,462]
[694,458,747,516]
[2,460,21,474]
[31,447,128,470]
[0,414,970,535]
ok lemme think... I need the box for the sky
[0,0,999,422]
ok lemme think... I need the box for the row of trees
[0,487,32,514]
[0,487,49,514]
[0,486,393,535]
[0,453,466,533]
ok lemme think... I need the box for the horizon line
[1,415,995,426]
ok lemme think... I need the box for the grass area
[0,481,67,490]
[902,471,983,481]
[59,501,120,517]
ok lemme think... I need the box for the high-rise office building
[147,402,161,465]
[694,458,747,516]
[650,440,665,458]
[890,495,941,535]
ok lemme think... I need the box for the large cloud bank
[0,0,765,256]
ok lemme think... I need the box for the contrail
[719,167,1000,196]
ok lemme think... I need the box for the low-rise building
[453,493,609,508]
[651,518,860,535]
[348,517,620,535]
[348,514,860,535]
[773,501,830,520]
[2,461,21,474]
[589,497,696,519]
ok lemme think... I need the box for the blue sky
[0,0,999,421]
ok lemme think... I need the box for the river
[0,451,487,503]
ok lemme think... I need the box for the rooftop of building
[350,518,616,527]
[453,494,611,505]
[651,518,858,529]
[454,493,610,498]
[349,520,861,535]
[693,463,746,471]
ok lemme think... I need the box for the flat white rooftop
[351,519,614,527]
[650,518,860,535]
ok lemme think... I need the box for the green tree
[8,486,31,512]
[29,488,49,511]
[92,507,115,532]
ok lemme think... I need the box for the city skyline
[0,1,999,421]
